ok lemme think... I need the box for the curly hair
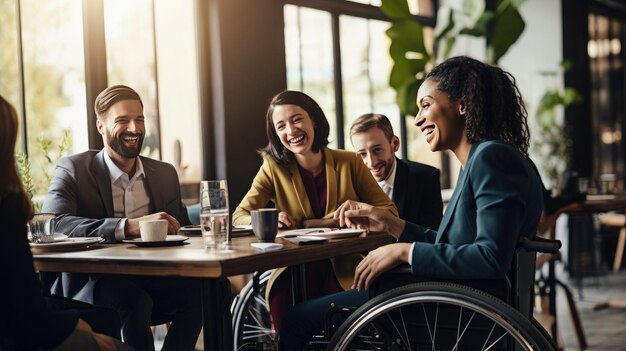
[262,90,330,166]
[425,56,530,157]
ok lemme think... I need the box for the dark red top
[297,163,327,219]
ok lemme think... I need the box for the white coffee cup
[139,220,168,242]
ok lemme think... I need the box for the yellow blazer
[233,147,398,226]
[233,147,398,295]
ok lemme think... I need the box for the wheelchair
[231,236,560,350]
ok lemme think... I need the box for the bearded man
[42,85,202,351]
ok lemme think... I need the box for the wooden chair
[598,213,626,272]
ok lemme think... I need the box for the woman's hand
[352,243,412,291]
[334,200,406,237]
[278,211,296,229]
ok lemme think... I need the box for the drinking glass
[200,180,230,249]
[30,213,56,243]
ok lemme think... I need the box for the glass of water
[200,180,229,249]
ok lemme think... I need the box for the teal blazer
[399,141,543,280]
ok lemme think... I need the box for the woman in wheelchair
[279,56,545,350]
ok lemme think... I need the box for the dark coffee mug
[251,209,278,242]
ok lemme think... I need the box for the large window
[589,12,626,182]
[104,0,160,159]
[2,0,87,198]
[1,0,201,203]
[283,0,440,176]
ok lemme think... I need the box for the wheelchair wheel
[327,282,556,351]
[231,271,276,350]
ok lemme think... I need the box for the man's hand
[352,243,411,291]
[125,212,181,237]
[278,211,296,229]
[334,200,405,237]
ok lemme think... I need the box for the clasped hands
[125,212,181,238]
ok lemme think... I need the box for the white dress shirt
[377,159,397,201]
[103,151,150,240]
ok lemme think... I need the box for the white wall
[154,0,202,183]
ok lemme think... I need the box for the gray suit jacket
[41,150,191,301]
[42,149,191,243]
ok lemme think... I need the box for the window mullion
[331,12,344,149]
[15,0,28,154]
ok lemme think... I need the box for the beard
[106,130,144,159]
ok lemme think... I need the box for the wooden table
[537,195,626,349]
[32,233,394,350]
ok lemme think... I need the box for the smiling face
[96,99,145,159]
[415,79,466,152]
[272,104,316,158]
[351,127,399,182]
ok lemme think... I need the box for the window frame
[285,0,437,156]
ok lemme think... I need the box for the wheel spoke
[452,311,476,351]
[386,312,409,348]
[484,331,508,351]
[480,322,497,350]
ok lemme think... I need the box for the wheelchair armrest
[519,236,561,254]
[369,264,421,298]
[368,264,510,302]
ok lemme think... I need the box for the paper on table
[277,228,332,237]
[250,242,284,251]
[278,228,364,239]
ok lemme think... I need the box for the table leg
[291,264,307,305]
[201,277,232,351]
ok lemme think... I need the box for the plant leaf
[381,0,411,20]
[386,20,428,55]
[487,2,525,64]
[563,87,583,105]
[397,78,422,116]
[435,8,456,43]
[462,0,486,23]
[459,11,495,37]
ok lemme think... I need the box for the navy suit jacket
[398,141,543,280]
[41,150,190,301]
[393,158,442,230]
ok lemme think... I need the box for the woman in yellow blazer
[232,90,398,330]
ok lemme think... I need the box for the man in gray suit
[43,85,201,351]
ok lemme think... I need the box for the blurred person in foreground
[279,56,544,349]
[232,90,398,329]
[0,95,131,350]
[41,85,202,351]
[349,113,443,230]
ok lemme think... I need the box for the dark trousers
[279,289,368,350]
[90,275,202,351]
[46,295,121,339]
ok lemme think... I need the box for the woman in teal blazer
[280,56,544,349]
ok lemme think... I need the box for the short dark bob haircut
[262,90,330,165]
[425,56,530,157]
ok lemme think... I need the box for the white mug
[139,220,168,242]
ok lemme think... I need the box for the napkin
[250,242,284,251]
